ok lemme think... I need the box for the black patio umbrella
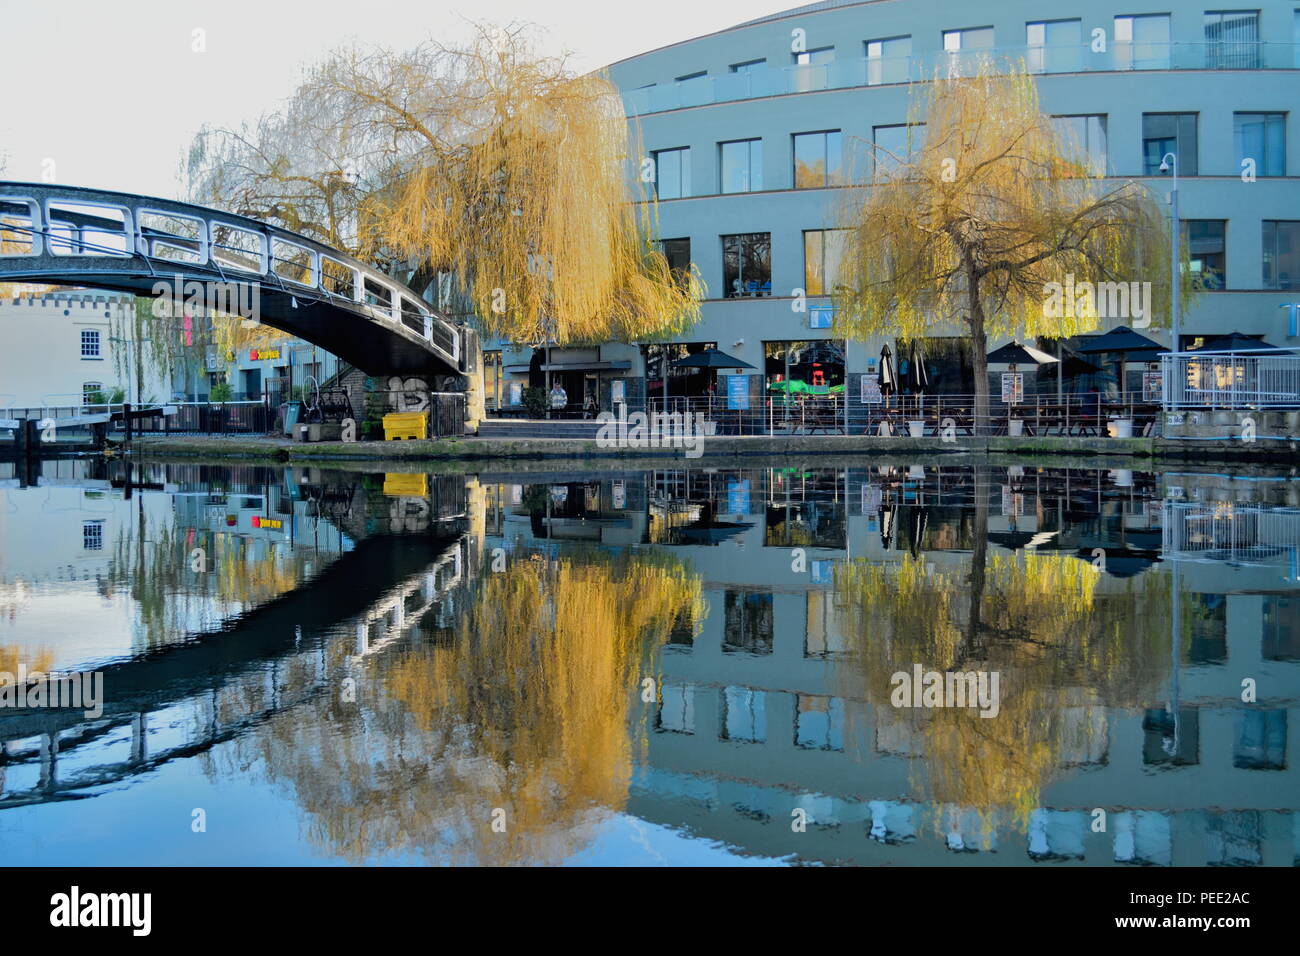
[878,344,898,399]
[677,519,753,545]
[669,348,755,408]
[986,341,1060,366]
[1075,326,1166,355]
[1076,327,1168,397]
[905,343,930,417]
[670,348,756,370]
[1196,331,1286,353]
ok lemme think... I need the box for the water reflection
[0,456,1297,866]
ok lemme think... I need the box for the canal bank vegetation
[835,61,1191,434]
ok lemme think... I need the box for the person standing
[549,381,568,419]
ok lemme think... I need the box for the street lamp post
[1159,152,1180,356]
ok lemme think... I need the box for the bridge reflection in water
[0,458,1297,866]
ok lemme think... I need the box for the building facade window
[803,229,847,295]
[674,70,706,81]
[1143,113,1198,176]
[652,146,690,199]
[1115,14,1171,70]
[722,232,771,297]
[1052,114,1109,174]
[719,138,762,193]
[1262,221,1300,290]
[721,685,767,742]
[1204,9,1261,68]
[1234,112,1285,177]
[80,328,101,358]
[943,25,993,75]
[1184,220,1227,289]
[656,682,696,734]
[1233,709,1287,770]
[83,520,105,551]
[793,45,835,65]
[729,58,765,73]
[1027,19,1083,73]
[793,130,842,188]
[795,695,846,751]
[873,123,922,177]
[723,591,774,654]
[82,382,103,404]
[866,35,911,85]
[660,237,691,286]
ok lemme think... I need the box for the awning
[503,360,632,373]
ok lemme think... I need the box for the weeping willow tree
[221,548,705,864]
[835,61,1190,431]
[833,549,1172,836]
[186,23,701,350]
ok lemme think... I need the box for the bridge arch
[0,182,475,377]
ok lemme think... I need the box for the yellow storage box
[383,472,428,497]
[383,411,427,441]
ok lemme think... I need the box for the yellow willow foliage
[833,552,1170,829]
[214,538,299,608]
[0,644,53,675]
[309,29,702,344]
[834,61,1190,344]
[230,550,704,864]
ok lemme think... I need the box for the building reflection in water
[0,457,1297,866]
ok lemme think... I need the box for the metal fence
[1162,501,1300,566]
[1161,351,1300,409]
[644,391,1162,438]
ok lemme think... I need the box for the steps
[477,418,604,439]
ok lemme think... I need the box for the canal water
[0,456,1296,866]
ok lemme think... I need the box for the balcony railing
[623,42,1300,117]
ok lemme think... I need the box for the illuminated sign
[249,348,281,361]
[251,516,283,529]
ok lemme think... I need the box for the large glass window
[1183,221,1227,290]
[1052,115,1109,174]
[660,237,691,286]
[722,233,771,297]
[873,123,922,178]
[721,685,767,742]
[866,35,911,85]
[1234,112,1285,177]
[793,45,835,65]
[1262,221,1300,290]
[1115,14,1171,69]
[719,138,762,193]
[1143,113,1198,176]
[793,130,842,188]
[803,229,847,295]
[1204,10,1261,68]
[652,147,690,199]
[723,592,774,655]
[1027,19,1083,73]
[943,26,993,75]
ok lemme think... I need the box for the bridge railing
[1,183,463,370]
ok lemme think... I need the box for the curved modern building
[489,0,1300,413]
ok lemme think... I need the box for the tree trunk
[967,263,989,436]
[964,466,990,661]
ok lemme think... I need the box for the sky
[0,0,795,200]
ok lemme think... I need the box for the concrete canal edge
[129,433,1299,465]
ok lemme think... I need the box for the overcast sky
[0,0,792,199]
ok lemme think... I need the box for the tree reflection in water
[215,549,704,864]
